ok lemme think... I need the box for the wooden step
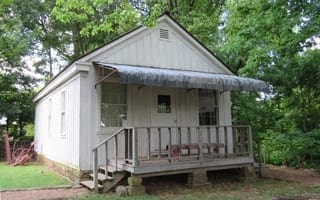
[80,180,103,190]
[90,173,114,181]
[99,166,123,173]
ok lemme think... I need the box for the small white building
[33,13,267,191]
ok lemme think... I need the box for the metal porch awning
[94,62,268,92]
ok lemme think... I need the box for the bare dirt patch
[263,165,320,186]
[0,186,89,200]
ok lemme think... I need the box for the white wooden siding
[34,75,81,168]
[82,80,233,169]
[84,20,229,74]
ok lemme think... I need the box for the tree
[0,0,36,136]
[221,0,320,165]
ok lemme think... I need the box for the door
[151,87,178,151]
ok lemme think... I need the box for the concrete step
[80,180,103,190]
[89,173,114,181]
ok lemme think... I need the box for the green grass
[77,179,320,200]
[0,162,70,190]
[78,194,160,200]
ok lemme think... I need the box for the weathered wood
[147,128,151,160]
[168,128,172,160]
[216,127,220,154]
[93,127,126,150]
[125,129,128,159]
[248,126,253,159]
[115,135,118,170]
[158,128,161,159]
[80,180,103,190]
[93,149,98,192]
[105,143,108,170]
[124,156,253,175]
[187,127,191,156]
[224,127,228,155]
[177,127,181,157]
[128,129,132,159]
[91,125,252,190]
[133,128,138,166]
[197,127,203,159]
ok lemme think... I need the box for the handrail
[92,127,133,151]
[91,125,251,191]
[92,127,133,191]
[133,125,250,129]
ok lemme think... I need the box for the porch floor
[107,156,254,177]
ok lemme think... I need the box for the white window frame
[100,82,127,128]
[198,89,219,126]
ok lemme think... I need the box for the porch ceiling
[94,62,268,92]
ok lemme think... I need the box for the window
[101,83,127,127]
[60,91,65,134]
[158,95,171,113]
[48,98,52,135]
[198,89,218,125]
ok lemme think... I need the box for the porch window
[157,95,171,113]
[198,89,218,125]
[101,82,127,127]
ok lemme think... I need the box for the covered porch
[93,125,253,176]
[85,62,267,191]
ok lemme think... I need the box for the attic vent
[159,28,169,40]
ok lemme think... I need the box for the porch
[90,125,253,190]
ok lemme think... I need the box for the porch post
[132,128,139,166]
[168,128,172,160]
[248,126,253,159]
[147,128,151,160]
[197,127,203,160]
[93,149,98,192]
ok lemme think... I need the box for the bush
[261,129,320,167]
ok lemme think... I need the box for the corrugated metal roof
[94,62,268,92]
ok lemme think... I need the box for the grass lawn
[0,162,71,190]
[77,179,320,200]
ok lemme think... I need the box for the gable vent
[159,28,169,40]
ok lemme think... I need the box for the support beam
[133,128,138,166]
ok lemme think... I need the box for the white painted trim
[33,63,90,102]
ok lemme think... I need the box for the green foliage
[222,0,320,167]
[0,1,36,137]
[262,130,320,167]
[52,0,139,60]
[24,123,34,137]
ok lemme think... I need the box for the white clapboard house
[33,13,268,191]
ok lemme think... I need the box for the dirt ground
[263,165,320,186]
[0,187,90,200]
[1,166,320,200]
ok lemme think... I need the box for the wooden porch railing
[92,125,252,191]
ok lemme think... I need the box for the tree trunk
[3,130,12,165]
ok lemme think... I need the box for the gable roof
[77,12,234,74]
[34,13,263,102]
